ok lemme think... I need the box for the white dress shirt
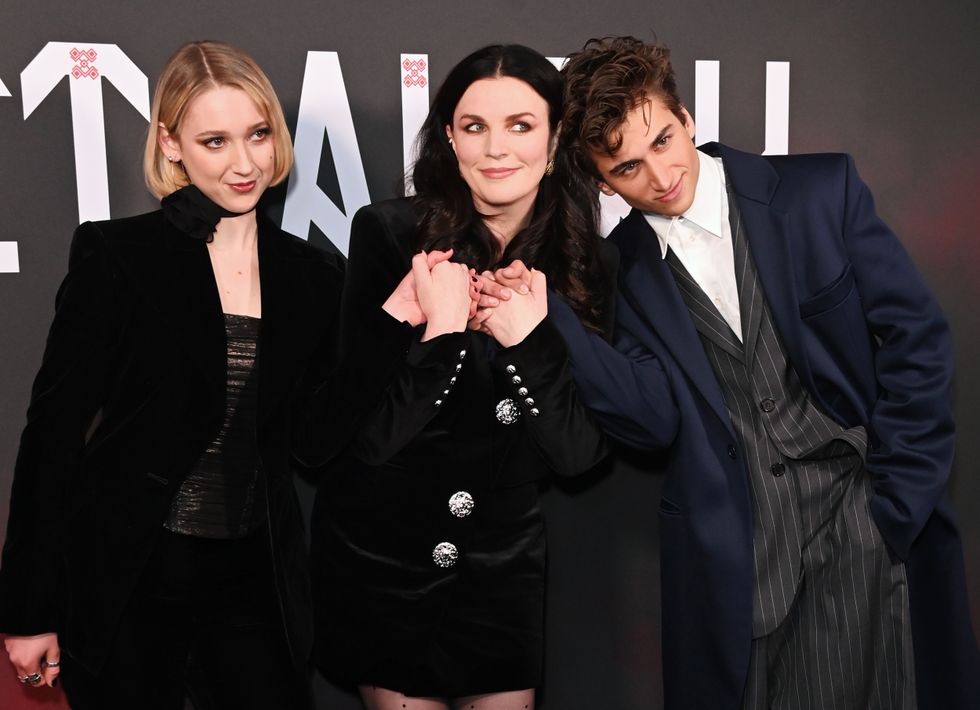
[644,150,742,340]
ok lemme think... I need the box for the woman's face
[446,76,554,218]
[159,86,275,212]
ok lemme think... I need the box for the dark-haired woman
[311,45,613,710]
[0,41,342,709]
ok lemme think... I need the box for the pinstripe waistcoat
[665,192,868,637]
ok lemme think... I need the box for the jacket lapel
[255,214,306,425]
[708,143,817,395]
[156,218,226,389]
[613,210,736,437]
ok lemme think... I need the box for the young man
[538,36,979,709]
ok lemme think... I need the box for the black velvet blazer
[0,208,344,674]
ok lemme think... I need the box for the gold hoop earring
[544,159,555,176]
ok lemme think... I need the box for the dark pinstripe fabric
[663,192,915,708]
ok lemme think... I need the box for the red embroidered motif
[402,58,427,88]
[69,48,99,80]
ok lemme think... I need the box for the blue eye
[512,122,531,133]
[463,123,485,133]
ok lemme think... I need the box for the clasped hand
[382,254,546,347]
[471,259,547,348]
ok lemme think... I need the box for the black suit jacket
[0,208,344,674]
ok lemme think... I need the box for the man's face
[590,97,699,217]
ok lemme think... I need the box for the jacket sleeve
[547,290,680,452]
[841,155,955,560]
[489,316,608,476]
[292,206,417,468]
[0,222,124,634]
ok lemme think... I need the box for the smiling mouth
[480,167,519,179]
[228,181,257,193]
[658,178,683,203]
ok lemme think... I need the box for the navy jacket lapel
[613,210,735,437]
[706,143,817,395]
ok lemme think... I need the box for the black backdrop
[1,2,978,708]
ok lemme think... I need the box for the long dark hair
[411,44,608,332]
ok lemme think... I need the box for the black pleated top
[165,313,266,538]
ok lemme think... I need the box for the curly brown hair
[561,36,688,181]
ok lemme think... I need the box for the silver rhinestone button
[505,365,517,374]
[517,387,528,397]
[524,397,535,406]
[529,408,540,417]
[434,399,443,407]
[455,363,463,373]
[511,375,522,385]
[459,349,467,359]
[495,398,521,424]
[448,491,475,518]
[432,542,458,568]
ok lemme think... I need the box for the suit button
[448,491,474,518]
[760,398,776,413]
[770,463,786,477]
[495,398,520,424]
[727,445,737,459]
[432,542,458,568]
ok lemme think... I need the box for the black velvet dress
[310,198,609,697]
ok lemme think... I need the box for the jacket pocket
[799,264,855,318]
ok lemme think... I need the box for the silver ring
[17,675,30,684]
[43,659,60,668]
[26,671,43,684]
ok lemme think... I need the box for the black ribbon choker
[161,184,254,242]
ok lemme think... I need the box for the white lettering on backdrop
[281,51,371,256]
[400,54,430,196]
[21,43,149,224]
[8,45,791,267]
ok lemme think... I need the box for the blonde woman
[0,41,342,709]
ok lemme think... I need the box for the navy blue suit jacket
[550,143,979,709]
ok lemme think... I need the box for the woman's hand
[482,268,548,347]
[382,249,454,326]
[4,632,61,688]
[414,255,473,341]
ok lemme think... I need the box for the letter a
[282,51,370,256]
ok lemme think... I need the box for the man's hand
[481,268,548,347]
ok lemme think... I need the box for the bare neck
[476,188,538,250]
[209,211,259,253]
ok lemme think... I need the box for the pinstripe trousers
[664,196,915,709]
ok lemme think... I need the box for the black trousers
[61,527,313,710]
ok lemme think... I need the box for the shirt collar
[644,150,726,258]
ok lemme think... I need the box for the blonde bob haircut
[144,40,293,199]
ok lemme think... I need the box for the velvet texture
[160,184,247,241]
[0,208,345,677]
[310,198,612,697]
